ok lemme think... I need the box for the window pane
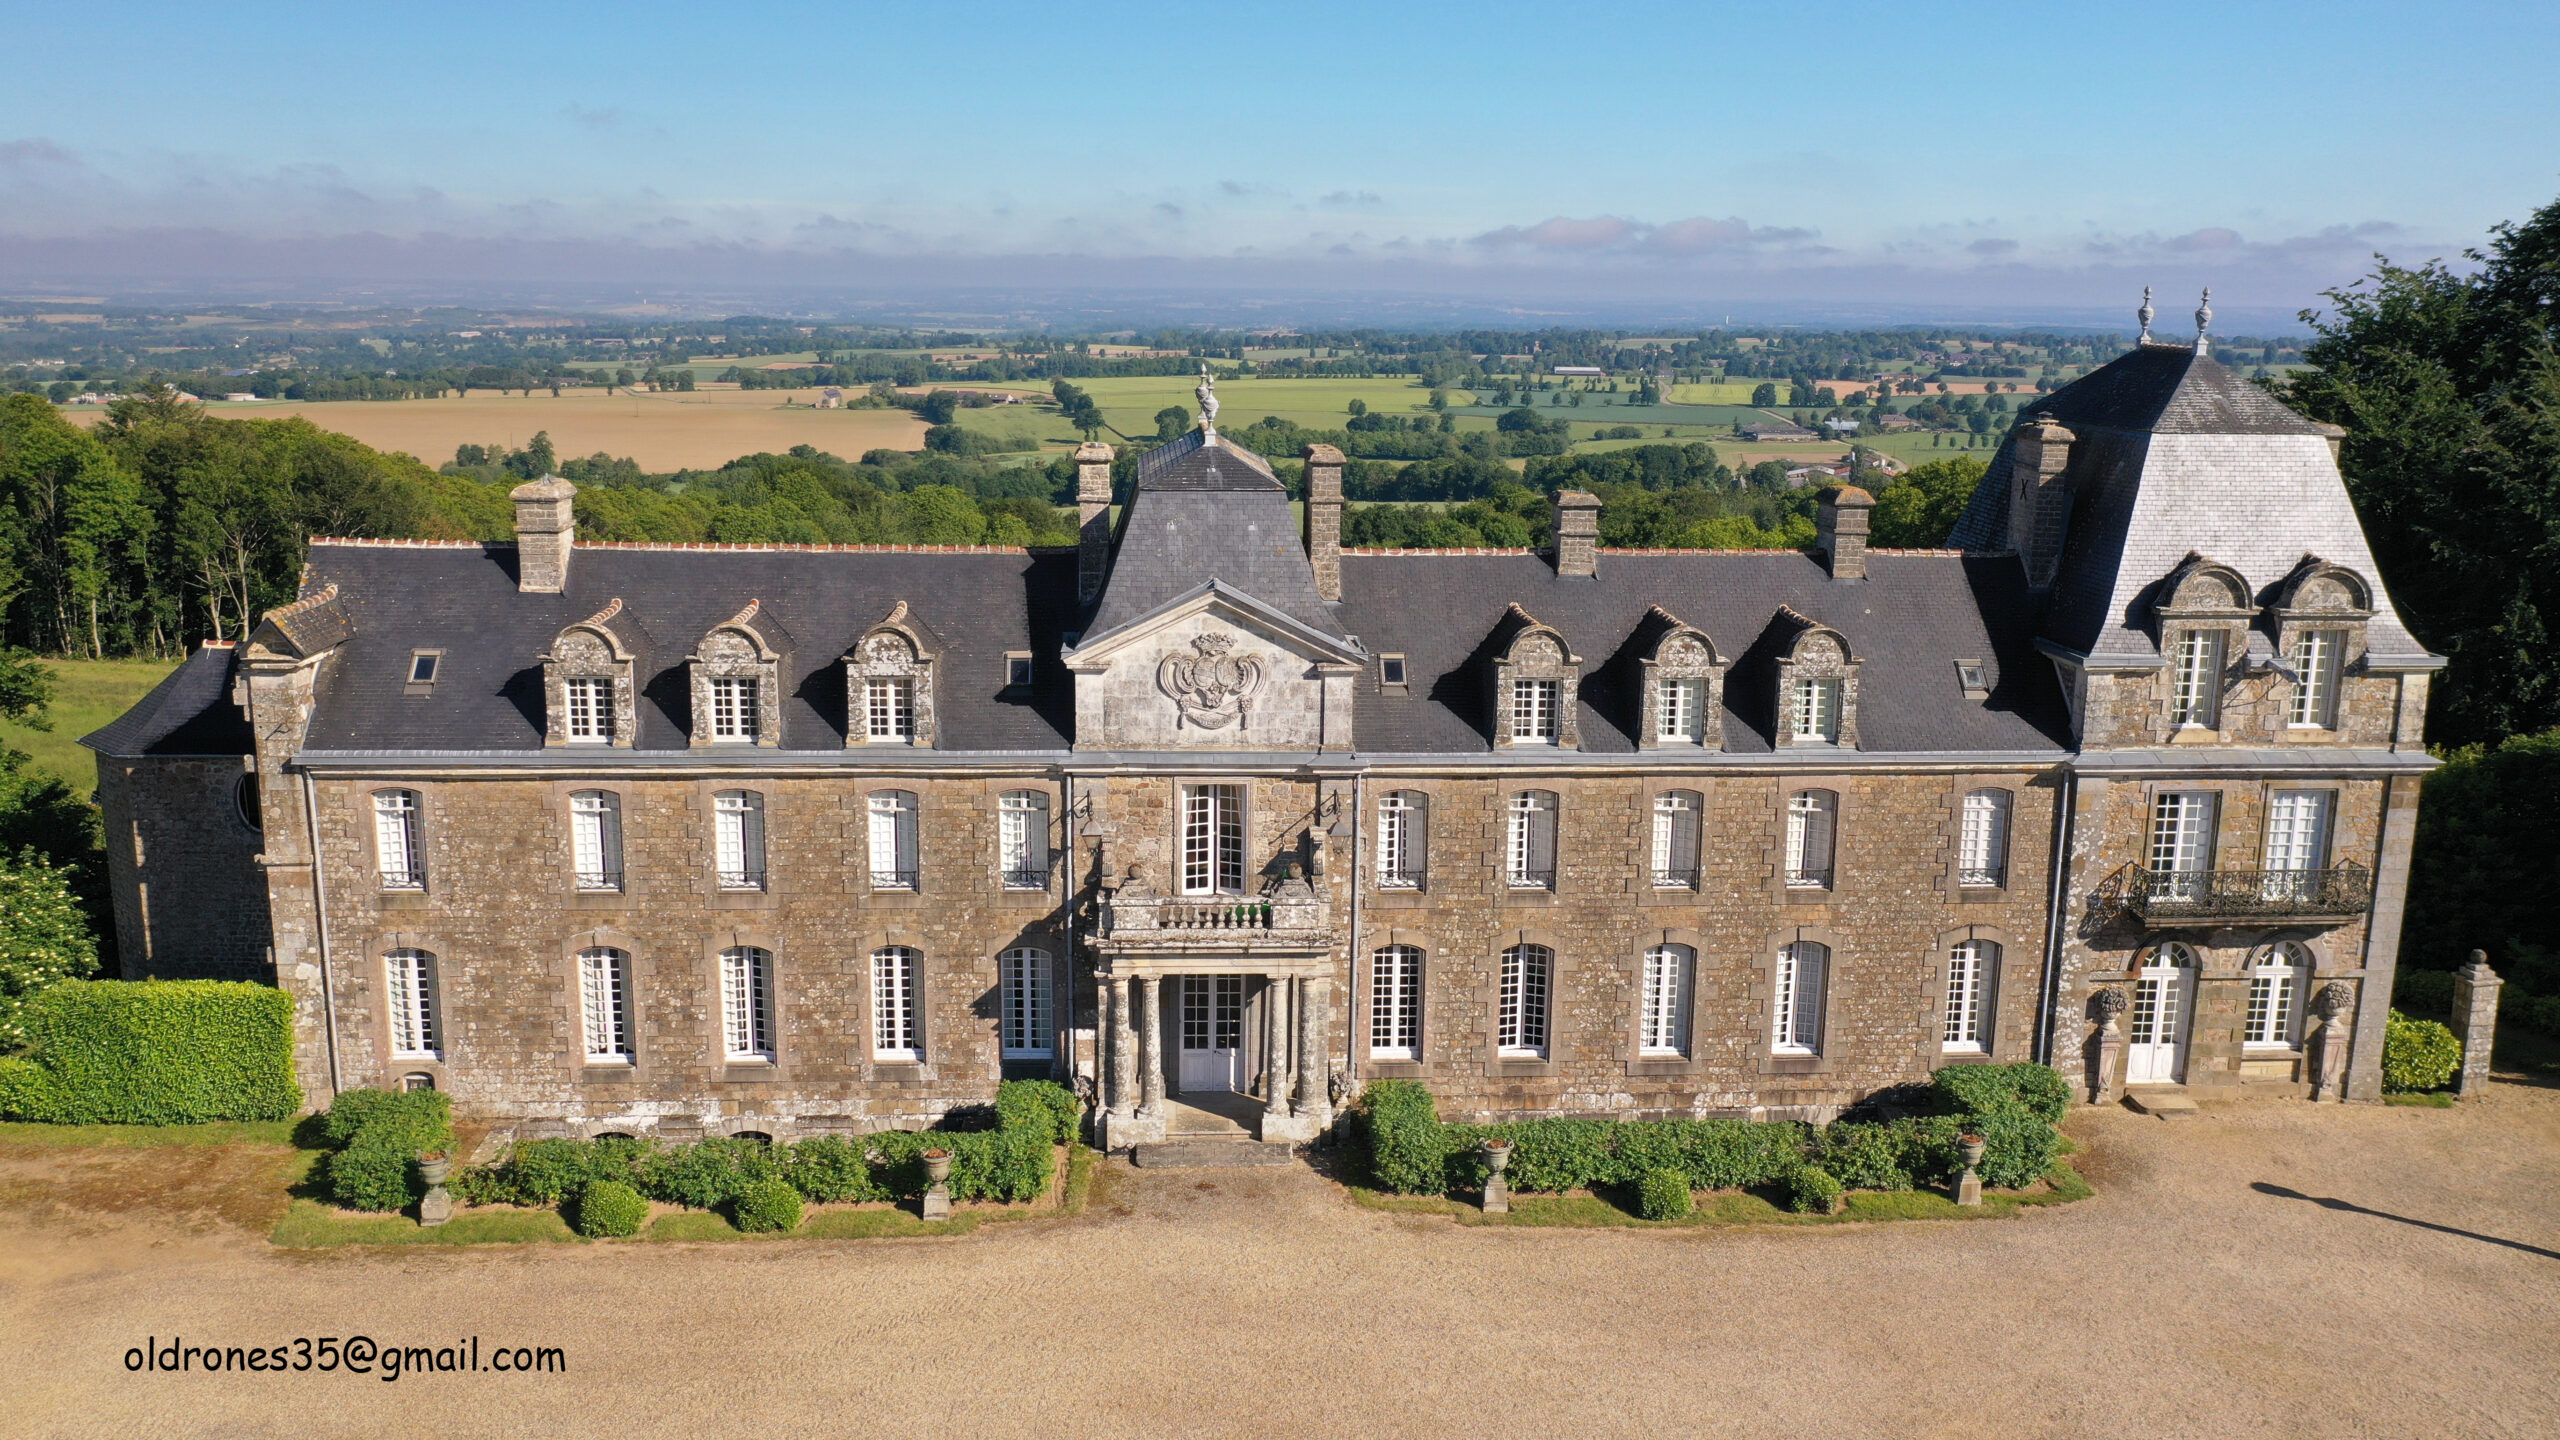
[388,949,438,1057]
[712,676,759,740]
[2148,792,2216,899]
[1498,944,1550,1054]
[1370,945,1421,1058]
[1960,789,2011,887]
[1774,942,1826,1053]
[872,948,920,1060]
[1513,678,1558,743]
[722,947,772,1059]
[581,948,630,1060]
[1785,791,1836,887]
[2172,631,2222,726]
[1943,940,1994,1051]
[866,676,915,741]
[374,791,422,890]
[2289,630,2342,727]
[1000,791,1049,889]
[716,791,766,890]
[572,791,622,892]
[1641,945,1690,1055]
[869,791,917,889]
[1002,948,1051,1058]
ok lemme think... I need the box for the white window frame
[580,947,632,1062]
[871,946,922,1062]
[868,790,919,890]
[1639,943,1692,1057]
[1505,790,1557,890]
[1497,943,1551,1057]
[2170,629,2223,728]
[2288,629,2343,729]
[720,945,773,1061]
[2245,942,2309,1050]
[564,676,614,743]
[1958,788,2011,888]
[571,790,623,892]
[1179,783,1246,895]
[1772,941,1827,1056]
[710,675,760,741]
[1659,675,1706,744]
[864,674,915,744]
[2262,789,2334,904]
[1784,789,1837,889]
[2148,790,2217,900]
[1651,791,1701,889]
[1790,676,1841,742]
[1942,939,1995,1053]
[1511,677,1559,744]
[373,789,424,891]
[386,948,439,1059]
[714,789,767,891]
[1000,947,1052,1059]
[998,790,1050,890]
[1370,944,1423,1060]
[1375,792,1423,890]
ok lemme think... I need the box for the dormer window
[2170,629,2222,728]
[1511,678,1558,744]
[846,601,939,749]
[1770,608,1857,749]
[2288,629,2343,728]
[710,676,760,741]
[688,599,791,748]
[864,676,915,743]
[544,598,642,749]
[1489,606,1580,749]
[2269,560,2373,736]
[1790,676,1841,742]
[2153,557,2252,738]
[564,677,614,743]
[1637,609,1723,750]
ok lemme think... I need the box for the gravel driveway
[5,1083,2556,1439]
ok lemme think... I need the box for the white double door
[1178,974,1248,1092]
[2126,948,2195,1085]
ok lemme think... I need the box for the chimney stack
[1816,484,1873,580]
[1074,440,1115,604]
[1302,443,1344,601]
[511,474,576,593]
[2008,417,2076,589]
[1553,490,1602,578]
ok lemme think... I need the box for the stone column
[1294,974,1330,1117]
[2452,951,2502,1095]
[2088,987,2127,1105]
[1264,976,1291,1121]
[1106,976,1135,1119]
[1137,976,1164,1116]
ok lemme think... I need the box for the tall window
[570,790,623,892]
[865,675,915,743]
[1370,944,1423,1060]
[868,790,919,889]
[1772,941,1827,1055]
[1511,678,1559,744]
[373,790,424,891]
[1505,791,1558,890]
[1180,784,1246,895]
[998,790,1049,890]
[579,947,631,1062]
[1790,677,1841,742]
[2246,942,2309,1049]
[714,790,767,891]
[710,676,760,741]
[1000,947,1051,1059]
[720,946,773,1061]
[1651,791,1701,888]
[2170,629,2223,728]
[1784,789,1837,889]
[565,677,614,743]
[1943,939,1997,1053]
[1658,676,1706,744]
[872,946,921,1062]
[2288,630,2344,728]
[1640,944,1693,1056]
[1497,944,1551,1057]
[386,948,439,1058]
[1959,788,2012,888]
[2262,790,2334,903]
[2147,791,2216,901]
[1376,791,1425,889]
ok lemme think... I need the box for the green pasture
[0,656,183,792]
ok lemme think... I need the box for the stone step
[2124,1089,2202,1118]
[1131,1141,1297,1168]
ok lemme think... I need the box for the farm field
[68,389,929,472]
[0,657,183,792]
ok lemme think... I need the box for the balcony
[2112,862,2372,926]
[1096,873,1332,953]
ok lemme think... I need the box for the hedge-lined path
[5,1085,2558,1438]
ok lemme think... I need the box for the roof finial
[2194,287,2212,357]
[1195,363,1219,437]
[2136,284,2154,344]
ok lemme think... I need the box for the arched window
[1497,944,1552,1057]
[1376,792,1427,890]
[1505,791,1558,890]
[872,946,922,1062]
[1785,790,1837,889]
[580,947,632,1062]
[1001,947,1052,1059]
[571,791,624,892]
[998,791,1050,890]
[1772,941,1827,1055]
[1370,945,1423,1060]
[714,790,767,891]
[1943,939,1999,1053]
[373,789,424,891]
[868,791,919,890]
[1651,791,1702,889]
[2246,942,2310,1049]
[1959,789,2011,888]
[386,948,440,1059]
[1640,944,1693,1056]
[720,946,773,1061]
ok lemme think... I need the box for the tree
[1870,456,1985,547]
[1346,399,1367,417]
[1153,406,1191,441]
[1751,383,1779,408]
[0,850,97,1048]
[917,391,959,426]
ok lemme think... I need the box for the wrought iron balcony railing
[2118,862,2371,924]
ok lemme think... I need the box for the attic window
[1955,659,1989,700]
[405,651,442,691]
[1005,653,1034,688]
[1380,654,1408,687]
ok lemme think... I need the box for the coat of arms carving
[1158,632,1262,730]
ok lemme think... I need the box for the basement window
[1380,654,1408,688]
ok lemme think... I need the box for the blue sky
[5,0,2555,323]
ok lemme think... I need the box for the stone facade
[94,755,273,980]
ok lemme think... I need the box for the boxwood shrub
[731,1179,804,1233]
[780,1134,885,1203]
[1788,1165,1844,1214]
[317,1087,453,1212]
[570,1179,649,1237]
[2382,1010,2462,1093]
[639,1136,782,1210]
[0,980,298,1124]
[1635,1168,1693,1220]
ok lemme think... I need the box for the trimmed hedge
[731,1179,804,1233]
[570,1180,648,1237]
[1788,1165,1844,1215]
[2382,1010,2462,1093]
[317,1087,452,1212]
[1636,1168,1693,1220]
[0,980,299,1124]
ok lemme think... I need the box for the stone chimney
[1075,440,1115,604]
[1816,484,1873,579]
[1553,490,1601,578]
[2008,417,2076,589]
[511,474,576,594]
[2312,421,2347,466]
[1302,442,1344,601]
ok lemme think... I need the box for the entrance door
[1178,974,1247,1091]
[2126,944,2196,1085]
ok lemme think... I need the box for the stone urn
[920,1148,954,1221]
[1955,1134,1985,1208]
[1479,1138,1514,1216]
[416,1154,454,1227]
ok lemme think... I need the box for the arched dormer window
[544,598,645,748]
[1489,604,1579,748]
[689,599,792,747]
[1636,605,1723,749]
[846,600,940,748]
[1770,607,1858,748]
[2270,558,2374,732]
[2154,555,2252,734]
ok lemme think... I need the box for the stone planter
[1479,1138,1513,1216]
[1955,1135,1985,1208]
[920,1149,954,1221]
[416,1155,454,1227]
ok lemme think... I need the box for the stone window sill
[579,1063,636,1083]
[1364,1060,1425,1080]
[376,892,431,911]
[1497,888,1557,907]
[872,1064,927,1086]
[1957,884,2007,904]
[1487,1056,1553,1078]
[1759,1053,1832,1076]
[1366,887,1433,909]
[1628,1056,1699,1078]
[721,1061,776,1081]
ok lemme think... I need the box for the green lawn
[0,656,184,792]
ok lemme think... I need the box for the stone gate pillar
[2453,951,2503,1095]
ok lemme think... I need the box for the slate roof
[81,643,253,757]
[1082,431,1347,646]
[1335,549,2069,754]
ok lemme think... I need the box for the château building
[84,328,2437,1147]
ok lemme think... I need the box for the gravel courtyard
[4,1084,2556,1440]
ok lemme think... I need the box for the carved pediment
[1063,582,1365,752]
